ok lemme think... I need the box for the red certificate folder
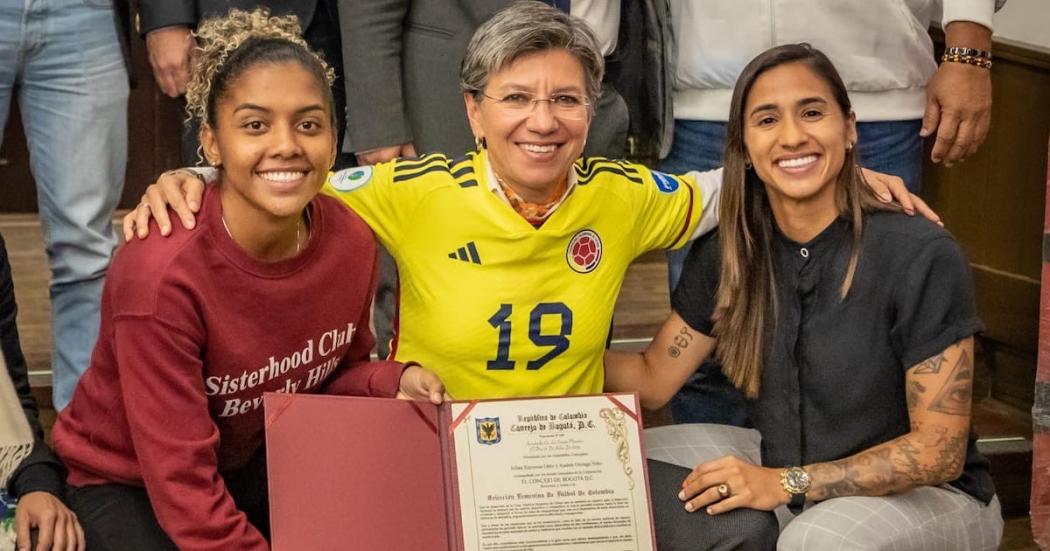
[264,393,455,551]
[264,393,654,551]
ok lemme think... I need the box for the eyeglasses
[479,92,590,120]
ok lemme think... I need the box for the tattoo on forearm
[668,346,680,358]
[892,437,925,484]
[932,431,967,481]
[810,448,896,499]
[927,351,972,416]
[809,422,967,500]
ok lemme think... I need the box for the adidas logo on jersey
[448,241,482,265]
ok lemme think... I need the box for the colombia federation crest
[566,229,603,273]
[476,417,501,445]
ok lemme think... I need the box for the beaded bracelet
[941,52,993,69]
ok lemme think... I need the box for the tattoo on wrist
[810,426,966,499]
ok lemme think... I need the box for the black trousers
[647,459,779,551]
[68,448,269,550]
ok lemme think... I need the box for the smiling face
[743,61,857,214]
[465,48,591,202]
[201,60,335,222]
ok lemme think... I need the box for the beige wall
[993,0,1050,49]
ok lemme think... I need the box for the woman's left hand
[858,167,941,226]
[396,363,451,404]
[678,455,788,515]
[15,491,85,551]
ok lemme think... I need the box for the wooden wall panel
[924,36,1050,415]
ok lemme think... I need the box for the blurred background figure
[139,0,355,168]
[0,0,131,411]
[0,233,84,550]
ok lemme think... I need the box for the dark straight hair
[712,43,897,398]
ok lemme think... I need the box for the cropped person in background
[139,0,354,168]
[0,0,130,411]
[1,233,83,551]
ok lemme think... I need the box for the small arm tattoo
[668,325,694,359]
[672,326,694,348]
[913,351,949,375]
[906,380,926,410]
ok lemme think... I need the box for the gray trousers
[645,424,1004,551]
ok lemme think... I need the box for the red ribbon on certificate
[448,401,478,434]
[605,394,639,423]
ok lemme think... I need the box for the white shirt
[572,0,620,57]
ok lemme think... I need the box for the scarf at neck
[493,173,569,227]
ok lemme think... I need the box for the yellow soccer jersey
[322,151,712,400]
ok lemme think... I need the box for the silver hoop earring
[475,136,486,150]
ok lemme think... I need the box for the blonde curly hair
[185,8,336,126]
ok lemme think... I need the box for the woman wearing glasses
[126,3,927,548]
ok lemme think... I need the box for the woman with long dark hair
[607,44,1003,549]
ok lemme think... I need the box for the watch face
[785,468,811,493]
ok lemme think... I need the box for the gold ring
[717,484,730,499]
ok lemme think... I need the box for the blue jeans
[855,120,923,194]
[0,0,128,410]
[660,118,923,425]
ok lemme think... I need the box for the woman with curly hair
[51,10,446,551]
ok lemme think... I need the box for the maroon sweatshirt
[54,187,403,551]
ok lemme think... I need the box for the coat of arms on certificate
[475,417,501,445]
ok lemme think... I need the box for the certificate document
[448,394,655,551]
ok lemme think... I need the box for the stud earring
[744,159,753,170]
